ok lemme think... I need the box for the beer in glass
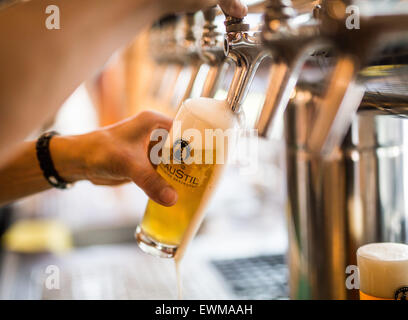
[357,242,408,300]
[135,97,237,258]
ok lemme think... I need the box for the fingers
[100,110,178,206]
[133,110,173,140]
[106,110,173,142]
[219,0,248,18]
[136,111,177,206]
[132,164,178,207]
[141,110,173,131]
[89,177,132,186]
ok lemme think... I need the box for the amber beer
[357,243,408,300]
[135,97,237,258]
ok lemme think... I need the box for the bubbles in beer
[137,98,238,261]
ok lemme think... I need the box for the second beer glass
[357,242,408,300]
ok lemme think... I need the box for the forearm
[0,135,85,206]
[0,0,164,164]
[0,110,184,208]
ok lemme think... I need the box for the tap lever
[307,54,365,157]
[256,62,295,137]
[222,9,267,113]
[222,9,250,32]
[184,12,197,42]
[203,5,217,24]
[202,6,221,48]
[199,6,229,98]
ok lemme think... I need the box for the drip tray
[211,254,288,300]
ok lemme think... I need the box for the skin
[0,0,247,207]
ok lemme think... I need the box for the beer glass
[357,243,408,300]
[135,97,238,258]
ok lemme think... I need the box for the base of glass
[135,225,177,258]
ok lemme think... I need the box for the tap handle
[222,9,250,32]
[203,5,217,22]
[184,12,196,42]
[156,14,180,26]
[202,6,219,39]
[307,54,364,157]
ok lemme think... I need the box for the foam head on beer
[136,97,238,258]
[163,97,238,165]
[357,242,408,299]
[179,97,236,133]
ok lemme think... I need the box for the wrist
[50,135,88,183]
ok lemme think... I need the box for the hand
[52,111,178,207]
[161,0,248,18]
[218,0,248,17]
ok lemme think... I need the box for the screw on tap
[222,9,250,33]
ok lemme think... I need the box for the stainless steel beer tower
[285,85,408,299]
[255,0,408,299]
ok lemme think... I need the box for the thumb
[219,0,248,18]
[133,164,178,207]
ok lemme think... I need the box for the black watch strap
[36,131,71,190]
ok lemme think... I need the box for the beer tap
[279,1,408,299]
[199,6,228,98]
[223,10,269,113]
[256,0,329,138]
[149,12,203,112]
[307,0,408,156]
[257,0,408,156]
[171,12,203,110]
[148,15,184,111]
